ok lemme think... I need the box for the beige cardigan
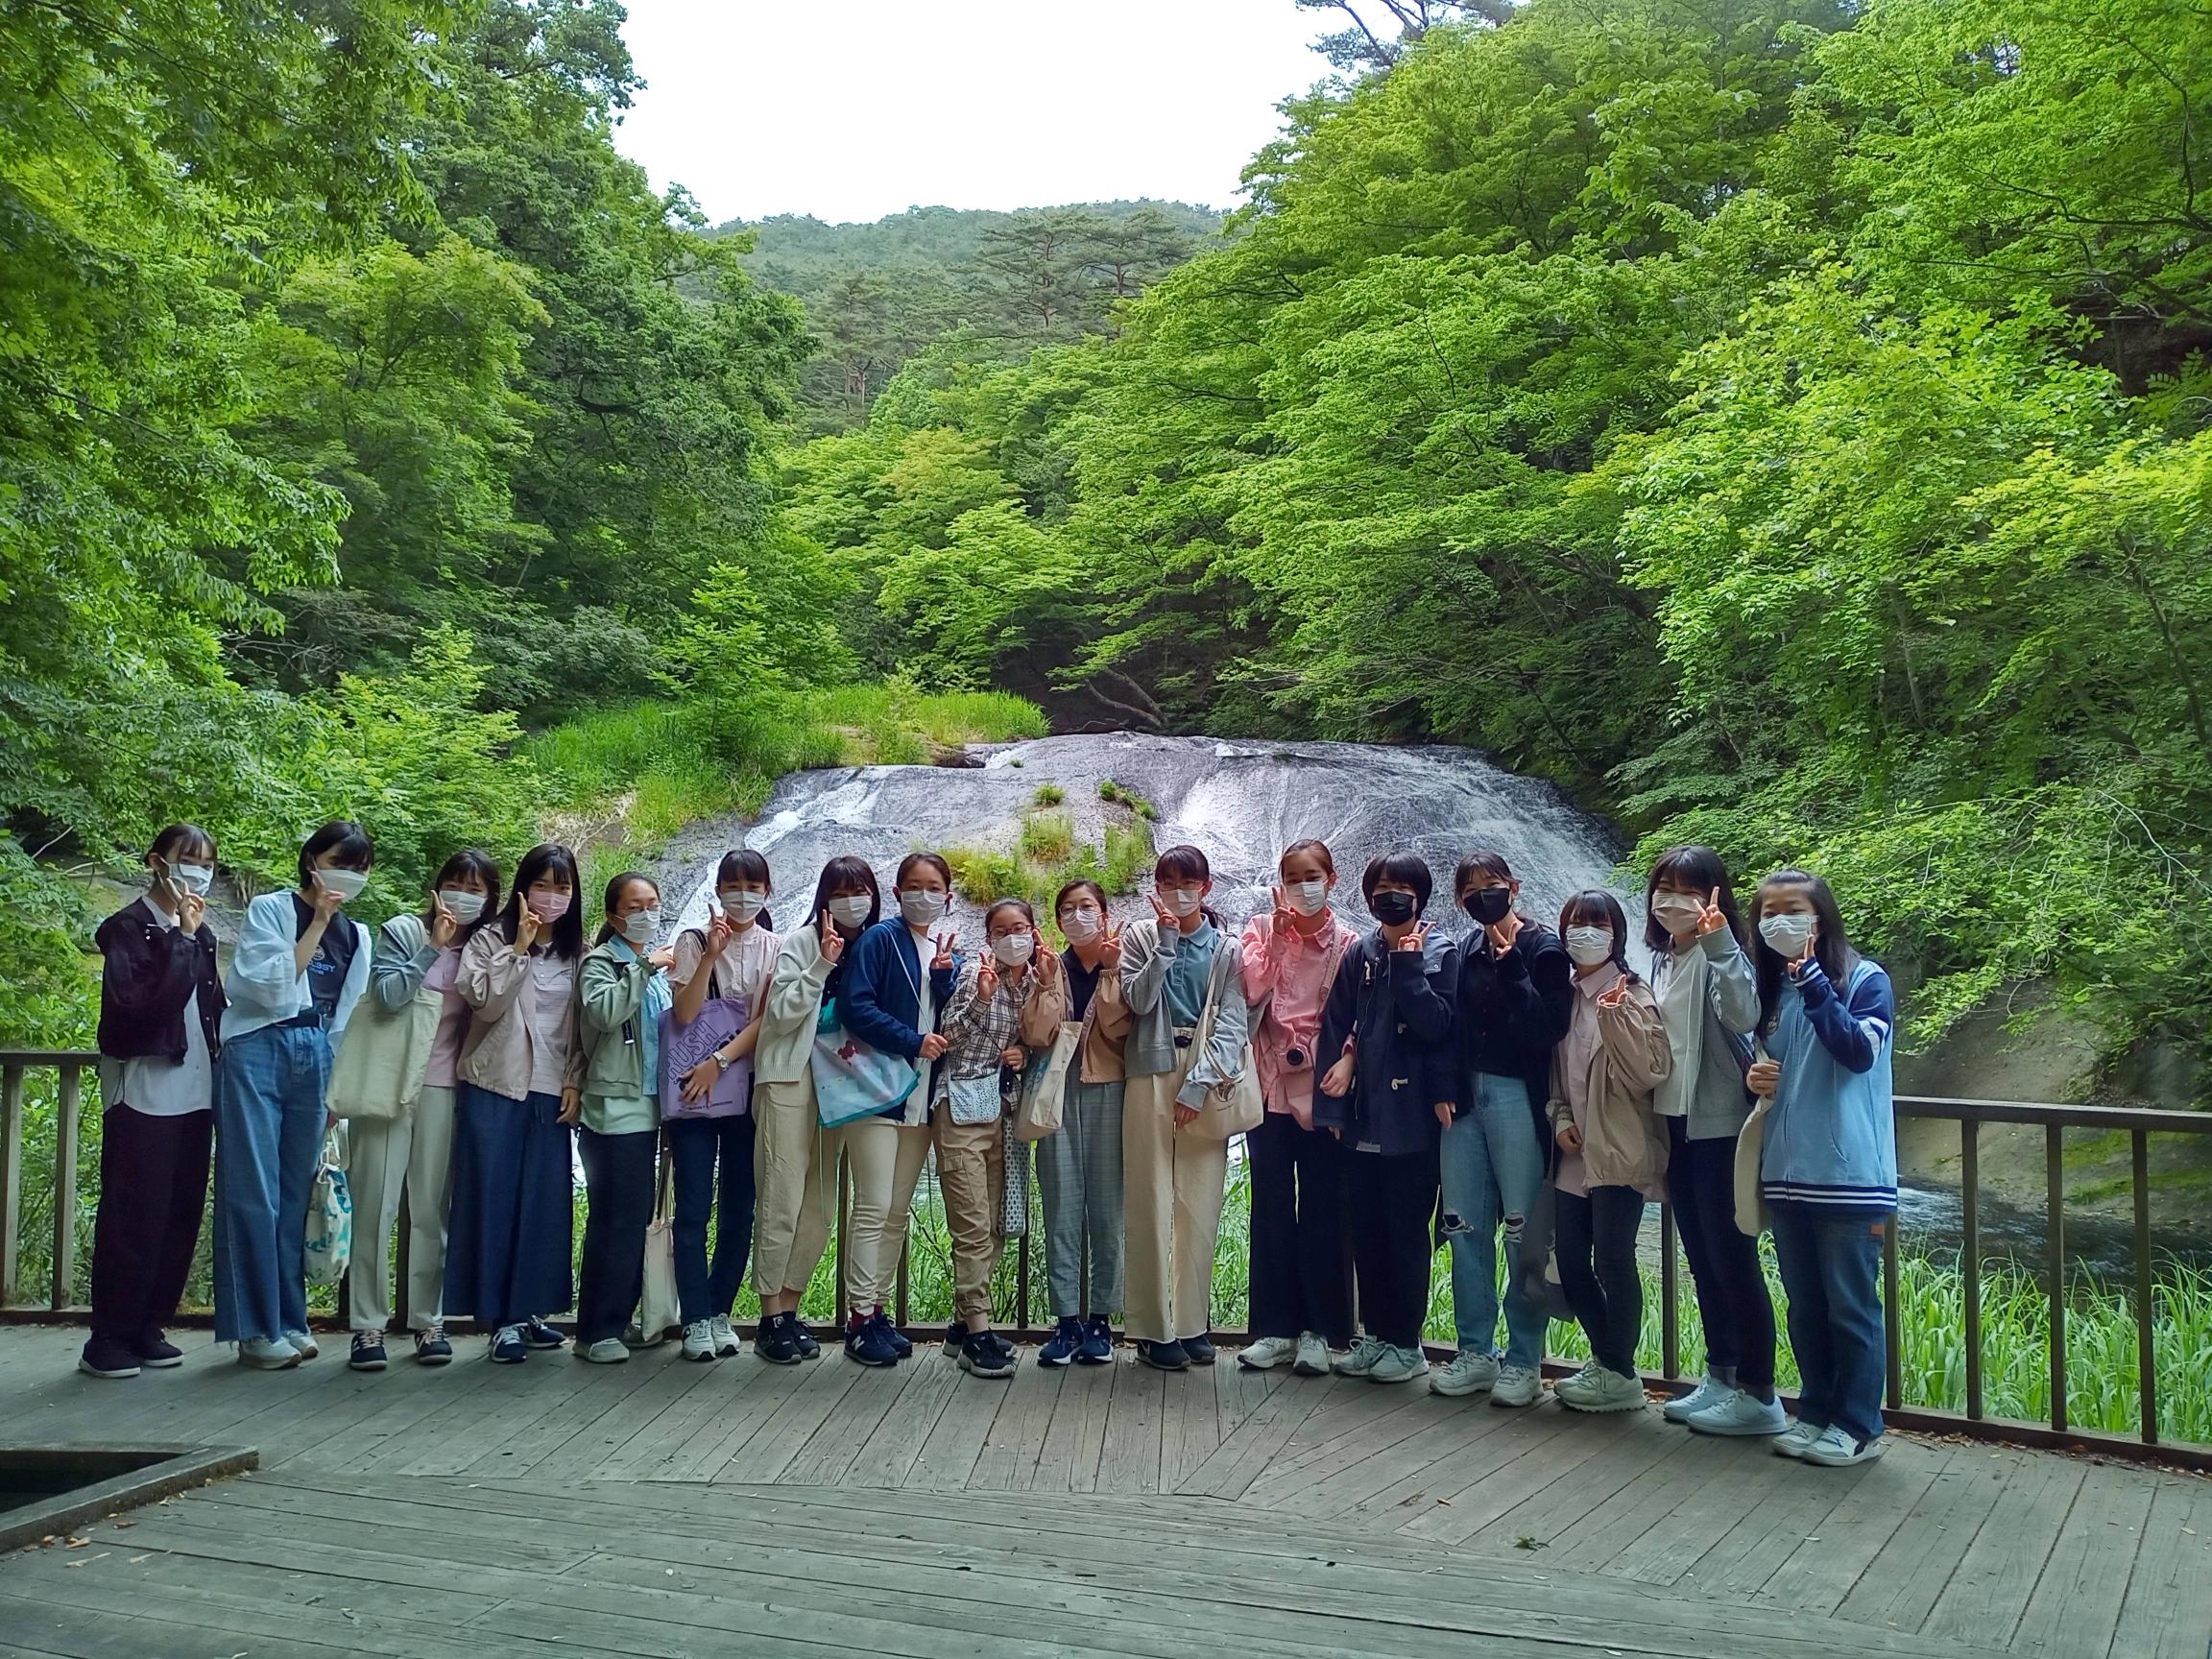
[1029,952,1133,1084]
[1547,977,1673,1195]
[454,926,585,1101]
[756,923,839,1086]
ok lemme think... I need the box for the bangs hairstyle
[1749,868,1855,1031]
[809,854,880,931]
[594,871,660,946]
[1154,844,1223,927]
[1055,878,1109,920]
[427,849,503,941]
[1280,838,1335,878]
[1453,850,1527,914]
[1361,853,1433,911]
[497,841,585,961]
[1644,844,1744,951]
[299,819,373,886]
[715,848,772,892]
[1560,889,1637,981]
[984,898,1035,933]
[897,851,952,892]
[148,823,217,866]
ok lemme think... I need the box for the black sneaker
[1039,1315,1083,1368]
[792,1318,823,1360]
[959,1329,1017,1379]
[413,1324,454,1366]
[131,1333,184,1369]
[1078,1315,1114,1365]
[943,1318,966,1353]
[78,1335,141,1379]
[521,1316,566,1350]
[349,1333,389,1372]
[844,1311,901,1367]
[887,1320,913,1359]
[756,1312,803,1365]
[1184,1333,1217,1366]
[1136,1338,1190,1372]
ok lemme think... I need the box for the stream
[650,733,2197,1282]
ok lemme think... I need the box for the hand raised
[311,878,347,921]
[428,900,460,950]
[177,891,207,936]
[1098,921,1124,973]
[1148,889,1179,929]
[1395,917,1431,954]
[1270,884,1296,929]
[1033,927,1059,984]
[818,908,846,965]
[1597,978,1628,1011]
[515,902,544,953]
[1487,909,1522,957]
[706,911,734,954]
[1695,886,1729,938]
[975,960,998,1001]
[932,931,959,973]
[647,945,678,973]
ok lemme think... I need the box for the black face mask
[1462,887,1513,926]
[1369,890,1418,926]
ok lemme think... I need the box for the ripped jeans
[1439,1072,1548,1369]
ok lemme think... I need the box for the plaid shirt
[935,956,1028,1105]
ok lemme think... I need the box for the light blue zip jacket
[1759,955,1897,1214]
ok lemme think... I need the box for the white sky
[610,0,1335,226]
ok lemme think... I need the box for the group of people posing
[83,819,1898,1471]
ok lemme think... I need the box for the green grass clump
[1032,783,1066,806]
[1098,778,1158,821]
[1019,809,1075,864]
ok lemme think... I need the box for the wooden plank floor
[1,1322,2206,1659]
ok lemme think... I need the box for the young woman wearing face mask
[445,842,587,1365]
[1237,839,1358,1378]
[1435,852,1574,1406]
[344,849,502,1372]
[661,849,776,1362]
[1547,892,1671,1413]
[80,824,227,1381]
[1034,879,1132,1368]
[1313,854,1457,1386]
[1642,847,1782,1436]
[830,852,958,1366]
[1118,845,1251,1372]
[568,873,677,1363]
[211,820,375,1369]
[1746,870,1897,1469]
[933,898,1062,1378]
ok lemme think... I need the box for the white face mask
[165,861,215,898]
[1565,926,1616,967]
[1286,878,1329,916]
[437,889,486,926]
[826,894,874,930]
[1649,893,1702,933]
[618,909,661,946]
[899,888,949,926]
[991,933,1035,968]
[1760,912,1817,957]
[1060,905,1102,943]
[316,867,369,902]
[1161,885,1204,917]
[718,887,767,923]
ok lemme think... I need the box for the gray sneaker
[1331,1334,1388,1378]
[1430,1349,1500,1397]
[1367,1344,1429,1385]
[1293,1333,1331,1376]
[1663,1372,1733,1424]
[1800,1425,1886,1467]
[1557,1360,1647,1412]
[1490,1363,1543,1407]
[1772,1417,1825,1458]
[1238,1335,1297,1371]
[1687,1389,1788,1437]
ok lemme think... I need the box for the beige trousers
[752,1074,830,1298]
[833,1115,930,1312]
[1122,1059,1230,1343]
[934,1113,1006,1324]
[345,1085,458,1333]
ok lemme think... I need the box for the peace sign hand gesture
[975,958,998,1001]
[514,900,543,954]
[1487,908,1522,957]
[1098,921,1124,974]
[1033,927,1059,986]
[817,908,846,965]
[931,931,959,974]
[429,896,461,950]
[706,910,734,955]
[1147,890,1179,930]
[1694,886,1729,938]
[1270,884,1296,930]
[1394,918,1431,954]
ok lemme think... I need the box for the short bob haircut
[427,849,503,942]
[1054,878,1109,920]
[1643,843,1744,953]
[809,854,881,933]
[1361,852,1433,911]
[1559,889,1638,982]
[983,898,1036,934]
[148,823,217,867]
[715,848,772,892]
[298,820,373,887]
[896,851,952,891]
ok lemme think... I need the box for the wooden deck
[0,1322,2205,1659]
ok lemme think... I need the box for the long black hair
[808,854,880,935]
[1155,844,1225,929]
[1559,889,1639,983]
[148,823,217,868]
[1644,844,1745,952]
[1749,868,1856,1033]
[495,841,585,961]
[425,849,503,944]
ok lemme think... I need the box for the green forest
[4,0,2209,1098]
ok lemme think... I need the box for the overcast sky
[609,0,1335,227]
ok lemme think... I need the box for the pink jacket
[1240,911,1357,1128]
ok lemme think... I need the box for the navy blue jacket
[1314,930,1459,1159]
[1452,919,1573,1156]
[839,919,958,1062]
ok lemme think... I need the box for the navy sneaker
[349,1334,388,1372]
[1136,1338,1190,1372]
[959,1329,1017,1379]
[490,1325,528,1364]
[78,1335,141,1379]
[521,1316,566,1351]
[413,1323,453,1366]
[1039,1315,1083,1368]
[132,1333,184,1369]
[887,1318,913,1359]
[1078,1315,1114,1365]
[943,1318,966,1353]
[1183,1333,1217,1367]
[792,1318,823,1360]
[844,1311,901,1367]
[756,1312,803,1365]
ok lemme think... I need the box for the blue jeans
[1439,1073,1547,1368]
[667,1115,757,1323]
[210,1022,329,1344]
[1769,1201,1888,1445]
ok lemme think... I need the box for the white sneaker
[1558,1361,1645,1412]
[237,1336,301,1370]
[1490,1363,1542,1407]
[581,1338,630,1364]
[1332,1334,1388,1377]
[1800,1425,1886,1467]
[709,1314,740,1358]
[1662,1372,1732,1424]
[1772,1417,1824,1458]
[682,1319,717,1361]
[282,1329,319,1360]
[1687,1389,1789,1437]
[1367,1344,1429,1385]
[1293,1333,1330,1376]
[1551,1358,1605,1407]
[1238,1335,1297,1371]
[1430,1349,1500,1398]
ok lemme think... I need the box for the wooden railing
[4,1047,2205,1464]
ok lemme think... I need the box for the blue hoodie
[837,918,958,1118]
[1759,955,1897,1214]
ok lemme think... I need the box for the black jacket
[1313,929,1459,1159]
[95,901,224,1064]
[1451,919,1573,1155]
